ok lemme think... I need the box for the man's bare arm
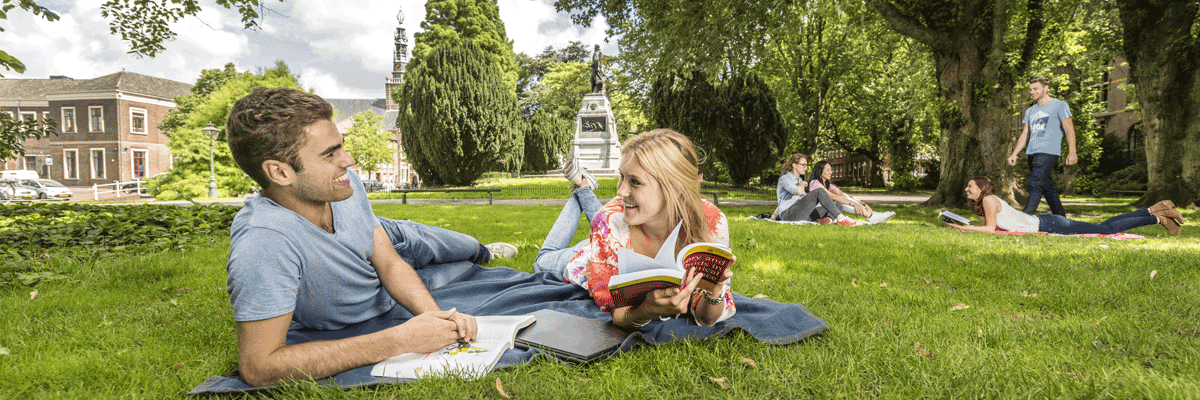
[1008,124,1030,165]
[369,226,477,341]
[235,311,460,387]
[1062,117,1077,165]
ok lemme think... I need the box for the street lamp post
[202,122,220,199]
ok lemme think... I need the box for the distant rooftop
[326,98,399,132]
[0,71,192,101]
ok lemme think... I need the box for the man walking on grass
[223,87,517,387]
[1007,77,1077,216]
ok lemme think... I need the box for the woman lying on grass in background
[947,177,1184,236]
[531,129,735,328]
[808,160,895,224]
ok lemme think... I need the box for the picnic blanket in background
[746,216,818,225]
[991,229,1147,240]
[188,261,829,395]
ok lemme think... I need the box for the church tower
[385,9,408,111]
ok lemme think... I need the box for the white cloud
[3,0,613,98]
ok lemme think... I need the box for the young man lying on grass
[223,87,517,386]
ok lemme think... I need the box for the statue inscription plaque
[581,117,606,132]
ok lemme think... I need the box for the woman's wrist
[625,307,653,328]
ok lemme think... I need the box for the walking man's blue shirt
[1022,99,1072,156]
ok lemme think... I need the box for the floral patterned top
[563,197,735,325]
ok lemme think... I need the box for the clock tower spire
[385,8,408,110]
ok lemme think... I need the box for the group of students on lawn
[220,87,1183,387]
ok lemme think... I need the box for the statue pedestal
[571,93,622,176]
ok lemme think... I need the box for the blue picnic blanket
[188,261,828,395]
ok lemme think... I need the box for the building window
[91,149,106,179]
[131,149,147,179]
[89,106,104,132]
[64,149,78,180]
[19,112,36,134]
[130,108,147,134]
[61,107,77,133]
[24,156,36,170]
[42,111,50,128]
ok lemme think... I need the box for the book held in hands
[607,222,735,309]
[370,314,536,379]
[938,211,971,225]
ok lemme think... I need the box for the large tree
[874,0,1048,206]
[399,42,520,185]
[1116,0,1200,207]
[154,61,301,200]
[343,110,393,175]
[414,0,519,91]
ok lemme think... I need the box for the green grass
[2,202,1198,398]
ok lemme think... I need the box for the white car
[19,179,73,200]
[1,180,37,201]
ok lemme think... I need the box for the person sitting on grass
[770,153,858,225]
[532,129,735,328]
[947,176,1184,236]
[223,87,518,387]
[808,160,895,224]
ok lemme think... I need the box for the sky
[3,0,615,99]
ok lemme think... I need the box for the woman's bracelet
[701,290,724,305]
[626,312,652,328]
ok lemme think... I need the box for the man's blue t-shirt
[1022,99,1072,156]
[226,168,387,331]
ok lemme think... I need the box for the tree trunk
[1119,1,1200,208]
[922,47,1020,208]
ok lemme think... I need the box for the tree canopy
[414,0,520,91]
[343,110,393,174]
[153,61,301,200]
[399,42,520,185]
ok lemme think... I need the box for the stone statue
[590,44,606,93]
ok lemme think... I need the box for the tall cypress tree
[399,42,520,186]
[414,0,520,92]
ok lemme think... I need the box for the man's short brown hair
[225,87,333,188]
[1029,77,1050,87]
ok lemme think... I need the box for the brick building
[0,71,191,186]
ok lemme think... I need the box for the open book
[370,314,536,379]
[938,210,971,225]
[607,222,735,309]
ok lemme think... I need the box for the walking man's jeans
[1024,153,1065,216]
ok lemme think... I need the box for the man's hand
[444,308,478,342]
[1007,154,1018,166]
[1065,152,1078,166]
[386,310,465,354]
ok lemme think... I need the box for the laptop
[514,309,631,364]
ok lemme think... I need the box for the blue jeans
[1025,153,1065,216]
[532,188,603,280]
[377,217,490,287]
[1036,209,1158,235]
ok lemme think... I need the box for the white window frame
[63,148,78,180]
[129,107,148,135]
[61,107,77,133]
[91,148,106,179]
[19,111,36,135]
[42,111,50,129]
[130,149,148,179]
[88,106,104,132]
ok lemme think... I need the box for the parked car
[382,182,397,192]
[362,179,385,192]
[121,180,148,194]
[0,180,37,201]
[1,170,39,181]
[19,179,73,200]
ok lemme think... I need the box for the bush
[892,174,922,192]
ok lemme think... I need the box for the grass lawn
[2,201,1198,398]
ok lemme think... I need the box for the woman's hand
[636,268,703,318]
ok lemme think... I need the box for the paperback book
[607,222,735,309]
[370,314,536,379]
[938,210,971,225]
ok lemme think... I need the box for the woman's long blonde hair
[781,153,808,176]
[622,129,709,246]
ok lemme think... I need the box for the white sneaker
[867,211,896,224]
[485,242,518,259]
